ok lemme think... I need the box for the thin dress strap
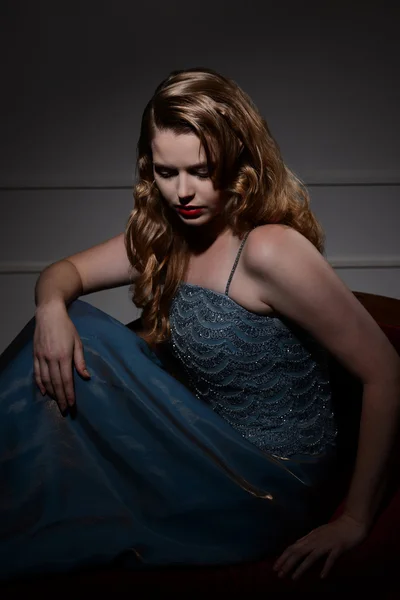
[224,230,253,296]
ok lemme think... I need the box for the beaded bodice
[168,231,337,457]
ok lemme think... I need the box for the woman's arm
[35,232,138,311]
[245,224,400,577]
[33,232,141,410]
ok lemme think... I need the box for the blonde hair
[125,67,324,348]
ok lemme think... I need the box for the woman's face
[151,128,227,227]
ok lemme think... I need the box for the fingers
[321,549,340,579]
[35,347,91,413]
[33,319,90,412]
[47,360,68,413]
[34,356,46,396]
[274,536,309,573]
[274,535,342,582]
[73,340,91,380]
[291,548,325,580]
[59,359,76,407]
[274,517,363,582]
[37,357,70,414]
[274,540,310,579]
[39,358,56,399]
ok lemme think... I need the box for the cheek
[204,182,220,199]
[155,179,171,198]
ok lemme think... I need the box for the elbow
[63,258,84,292]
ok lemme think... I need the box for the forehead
[151,129,206,166]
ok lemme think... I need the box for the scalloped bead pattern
[168,282,337,458]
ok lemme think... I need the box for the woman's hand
[33,300,91,413]
[273,513,369,581]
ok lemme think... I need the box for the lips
[176,206,202,210]
[176,206,205,218]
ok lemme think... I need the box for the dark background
[0,0,399,351]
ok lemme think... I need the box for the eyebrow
[153,162,209,170]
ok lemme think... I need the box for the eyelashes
[157,172,210,180]
[154,168,210,180]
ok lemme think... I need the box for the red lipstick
[176,207,205,217]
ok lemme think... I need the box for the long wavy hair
[125,67,324,348]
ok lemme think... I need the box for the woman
[0,67,399,583]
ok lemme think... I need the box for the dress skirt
[0,300,336,581]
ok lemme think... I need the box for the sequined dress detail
[169,231,337,457]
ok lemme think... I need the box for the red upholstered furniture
[2,292,400,597]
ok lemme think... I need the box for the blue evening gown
[0,234,338,581]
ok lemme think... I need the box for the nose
[177,173,194,201]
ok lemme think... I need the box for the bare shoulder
[242,224,400,384]
[247,223,309,249]
[243,224,321,275]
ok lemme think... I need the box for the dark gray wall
[1,0,399,351]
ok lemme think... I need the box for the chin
[182,216,213,226]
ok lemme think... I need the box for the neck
[187,216,231,254]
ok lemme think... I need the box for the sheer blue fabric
[0,299,337,581]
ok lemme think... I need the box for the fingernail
[83,369,90,377]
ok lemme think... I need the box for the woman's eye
[155,170,210,179]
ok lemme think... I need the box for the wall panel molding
[1,256,400,275]
[1,179,400,191]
